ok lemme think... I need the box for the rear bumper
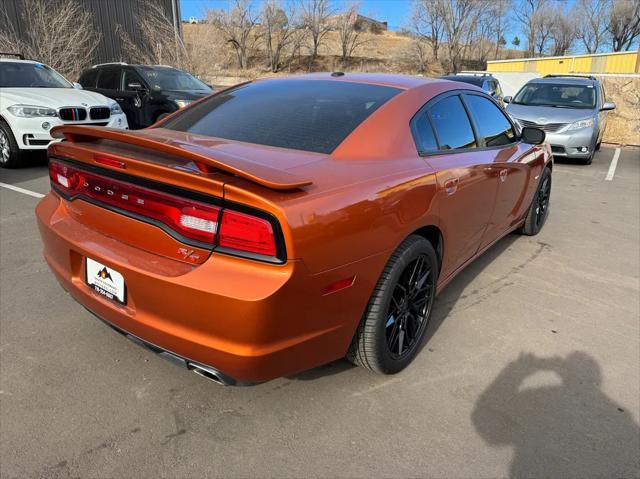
[36,193,381,383]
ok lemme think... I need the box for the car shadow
[290,233,521,382]
[472,351,640,478]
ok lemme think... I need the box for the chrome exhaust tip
[188,362,225,385]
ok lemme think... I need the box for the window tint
[123,69,145,90]
[464,94,516,147]
[97,68,121,90]
[163,79,400,154]
[414,114,438,153]
[428,96,476,150]
[79,69,98,88]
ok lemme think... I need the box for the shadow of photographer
[472,351,640,478]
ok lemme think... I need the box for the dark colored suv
[440,74,504,104]
[78,63,213,129]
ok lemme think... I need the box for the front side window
[123,70,145,91]
[513,83,596,109]
[97,68,121,90]
[465,94,516,147]
[138,68,209,91]
[162,79,400,154]
[0,62,72,88]
[428,95,477,150]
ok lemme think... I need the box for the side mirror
[521,127,545,145]
[601,101,616,111]
[127,82,145,91]
[73,82,83,90]
[503,96,512,104]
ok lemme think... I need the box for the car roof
[529,76,599,86]
[256,72,451,91]
[439,75,487,86]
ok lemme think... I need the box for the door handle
[115,98,125,101]
[444,177,459,195]
[499,169,508,182]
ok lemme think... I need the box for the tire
[582,151,594,165]
[595,141,601,151]
[0,120,24,168]
[520,167,551,236]
[347,235,438,374]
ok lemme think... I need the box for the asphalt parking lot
[1,146,639,478]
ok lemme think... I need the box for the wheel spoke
[397,328,405,354]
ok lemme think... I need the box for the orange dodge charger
[36,73,552,385]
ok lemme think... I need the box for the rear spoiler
[50,125,312,191]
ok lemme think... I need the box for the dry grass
[183,25,639,145]
[599,77,640,146]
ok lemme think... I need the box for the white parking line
[0,182,45,199]
[605,148,621,181]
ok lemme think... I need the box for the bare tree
[117,0,189,68]
[573,0,611,53]
[410,0,445,61]
[531,3,555,55]
[336,2,368,61]
[513,0,548,56]
[208,0,260,69]
[441,0,481,72]
[607,0,640,51]
[492,0,511,59]
[262,0,300,72]
[300,0,334,59]
[0,0,99,79]
[549,14,576,56]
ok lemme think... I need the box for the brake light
[49,160,220,244]
[49,159,282,260]
[219,210,277,257]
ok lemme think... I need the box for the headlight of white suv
[109,102,123,114]
[7,104,57,118]
[566,117,595,131]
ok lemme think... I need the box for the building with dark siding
[1,0,182,64]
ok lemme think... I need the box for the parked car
[189,16,199,24]
[0,55,128,168]
[77,63,213,130]
[36,73,552,385]
[440,73,504,104]
[505,75,615,165]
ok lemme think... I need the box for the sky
[180,0,413,31]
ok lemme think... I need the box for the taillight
[49,159,283,261]
[218,210,277,257]
[50,160,220,245]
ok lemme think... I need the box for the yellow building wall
[487,51,639,74]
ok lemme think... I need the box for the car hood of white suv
[0,87,115,108]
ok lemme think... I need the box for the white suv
[0,56,129,168]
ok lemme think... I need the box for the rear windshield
[162,79,401,154]
[513,82,597,109]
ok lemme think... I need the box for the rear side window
[97,68,121,90]
[464,94,516,147]
[162,79,400,154]
[428,96,476,150]
[413,114,438,153]
[79,69,98,88]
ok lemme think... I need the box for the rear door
[415,93,499,279]
[121,68,148,129]
[463,92,538,247]
[95,66,123,105]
